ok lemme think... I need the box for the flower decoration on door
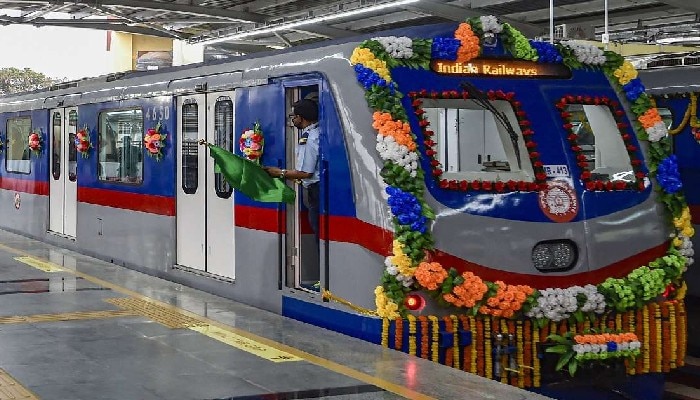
[75,125,92,158]
[144,122,166,161]
[27,129,43,157]
[239,121,264,164]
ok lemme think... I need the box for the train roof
[0,23,457,104]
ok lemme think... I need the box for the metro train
[0,17,690,399]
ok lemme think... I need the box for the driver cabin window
[565,104,634,182]
[421,98,534,182]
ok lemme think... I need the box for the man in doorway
[264,98,320,235]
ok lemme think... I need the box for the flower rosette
[27,130,43,157]
[348,16,693,322]
[144,122,167,161]
[74,126,92,158]
[239,121,264,164]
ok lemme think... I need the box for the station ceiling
[1,0,699,54]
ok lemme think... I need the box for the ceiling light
[196,0,420,45]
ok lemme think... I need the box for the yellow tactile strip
[104,297,207,329]
[14,256,64,273]
[0,369,38,399]
[0,310,136,325]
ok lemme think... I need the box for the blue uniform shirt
[296,122,320,187]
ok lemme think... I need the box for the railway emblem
[538,181,578,222]
[13,192,20,210]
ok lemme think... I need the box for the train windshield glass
[98,109,144,184]
[565,104,634,182]
[421,98,534,183]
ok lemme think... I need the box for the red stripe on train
[78,188,176,216]
[234,205,667,288]
[0,177,48,195]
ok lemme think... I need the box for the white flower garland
[376,135,419,177]
[646,121,668,142]
[383,257,415,287]
[479,15,503,34]
[372,36,414,59]
[561,41,607,65]
[525,285,605,321]
[678,236,694,266]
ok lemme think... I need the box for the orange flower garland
[444,316,454,367]
[454,23,480,63]
[419,315,429,359]
[371,111,417,151]
[638,107,662,129]
[414,261,448,290]
[478,281,534,318]
[443,271,488,308]
[394,317,403,351]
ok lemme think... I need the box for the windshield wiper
[460,81,522,169]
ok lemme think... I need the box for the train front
[350,17,691,398]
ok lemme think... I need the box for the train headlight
[531,240,577,272]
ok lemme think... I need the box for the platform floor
[0,229,550,400]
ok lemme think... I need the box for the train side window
[422,99,534,182]
[98,109,143,184]
[6,117,31,174]
[213,98,233,199]
[656,107,673,130]
[565,104,634,182]
[68,110,78,181]
[181,102,198,194]
[51,112,61,180]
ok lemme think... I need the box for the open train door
[175,93,236,280]
[48,107,78,238]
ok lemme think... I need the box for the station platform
[0,229,549,400]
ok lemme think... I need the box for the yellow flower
[673,237,683,248]
[374,286,400,319]
[682,226,695,237]
[391,240,416,276]
[349,47,392,82]
[613,61,638,85]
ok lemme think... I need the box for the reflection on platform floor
[0,229,548,400]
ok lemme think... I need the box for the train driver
[264,98,320,235]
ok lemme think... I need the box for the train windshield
[420,98,534,183]
[565,104,634,182]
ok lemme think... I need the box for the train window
[214,98,233,199]
[68,110,78,182]
[657,107,673,130]
[181,102,199,194]
[565,104,634,182]
[98,109,143,184]
[6,117,31,174]
[51,112,61,180]
[421,99,534,182]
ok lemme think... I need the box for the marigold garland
[429,315,439,362]
[394,316,403,350]
[444,316,454,367]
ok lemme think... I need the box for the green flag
[206,144,295,204]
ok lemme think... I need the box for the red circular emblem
[538,181,578,222]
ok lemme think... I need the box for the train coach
[0,17,691,399]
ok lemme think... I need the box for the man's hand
[263,166,283,178]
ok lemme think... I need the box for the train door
[176,93,235,279]
[284,85,320,291]
[48,107,78,237]
[205,92,235,278]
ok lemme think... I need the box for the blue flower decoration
[607,341,618,352]
[622,78,646,102]
[386,186,427,234]
[657,154,683,194]
[431,37,460,61]
[353,64,397,94]
[529,40,563,64]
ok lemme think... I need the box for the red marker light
[405,294,425,311]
